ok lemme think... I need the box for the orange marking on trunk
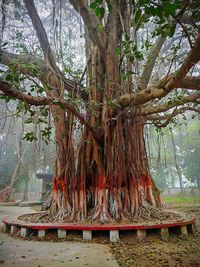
[98,175,106,190]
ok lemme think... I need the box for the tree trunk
[170,129,184,192]
[45,21,163,223]
[48,70,162,223]
[22,175,30,202]
[42,3,162,223]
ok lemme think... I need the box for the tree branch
[180,13,200,32]
[0,51,77,91]
[0,80,50,105]
[139,36,166,88]
[23,0,89,99]
[68,0,106,57]
[0,81,101,141]
[179,75,200,90]
[142,93,200,115]
[164,32,200,91]
[114,33,200,110]
[23,0,57,68]
[0,50,47,76]
[147,107,200,127]
[148,107,200,121]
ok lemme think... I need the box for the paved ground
[0,206,118,267]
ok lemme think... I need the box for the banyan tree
[0,0,200,223]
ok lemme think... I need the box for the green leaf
[38,118,47,124]
[16,101,24,113]
[165,3,176,16]
[37,86,44,94]
[23,132,38,142]
[98,24,104,31]
[135,9,142,24]
[41,127,52,145]
[155,6,163,17]
[58,101,65,110]
[90,1,97,9]
[0,95,14,103]
[95,7,105,18]
[40,108,49,117]
[1,42,8,48]
[115,47,121,55]
[168,24,176,37]
[24,118,33,124]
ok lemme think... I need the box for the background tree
[146,116,200,192]
[0,102,55,201]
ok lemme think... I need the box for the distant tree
[183,120,200,191]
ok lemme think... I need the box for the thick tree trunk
[49,103,162,223]
[48,30,162,223]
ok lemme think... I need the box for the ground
[110,204,200,267]
[0,206,118,267]
[0,200,200,267]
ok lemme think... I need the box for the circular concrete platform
[2,212,196,242]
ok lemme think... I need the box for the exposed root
[132,205,185,223]
[88,205,114,224]
[53,208,70,222]
[38,211,49,220]
[18,205,186,224]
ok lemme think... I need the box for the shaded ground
[0,206,118,267]
[110,205,200,267]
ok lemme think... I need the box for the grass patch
[163,194,200,204]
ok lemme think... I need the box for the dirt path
[110,205,200,267]
[0,206,118,267]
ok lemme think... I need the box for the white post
[110,230,119,242]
